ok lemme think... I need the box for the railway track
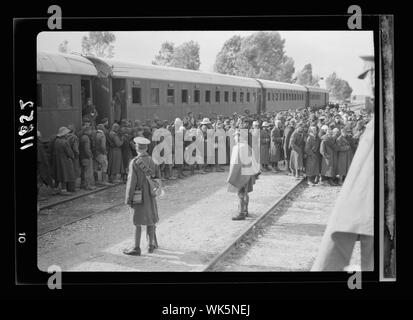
[204,179,343,272]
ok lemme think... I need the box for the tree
[152,41,175,66]
[58,40,69,53]
[170,41,200,70]
[152,40,201,70]
[295,63,320,87]
[214,31,295,82]
[326,72,353,101]
[81,32,116,58]
[214,35,242,75]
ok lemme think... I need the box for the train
[37,51,329,139]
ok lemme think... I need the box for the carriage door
[112,78,127,122]
[81,78,92,113]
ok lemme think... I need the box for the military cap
[133,137,151,145]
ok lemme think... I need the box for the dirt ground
[212,183,361,271]
[37,168,300,272]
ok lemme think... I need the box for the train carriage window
[194,89,200,103]
[253,92,256,103]
[205,90,211,103]
[232,91,237,103]
[224,91,229,103]
[37,83,42,107]
[151,88,160,106]
[240,91,244,103]
[267,92,270,101]
[132,87,142,104]
[215,91,220,103]
[57,84,72,108]
[167,89,175,104]
[246,92,250,103]
[182,89,189,104]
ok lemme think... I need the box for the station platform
[38,170,300,272]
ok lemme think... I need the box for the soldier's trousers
[237,187,249,213]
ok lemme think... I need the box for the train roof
[305,85,329,93]
[99,59,261,88]
[256,79,307,92]
[37,51,98,76]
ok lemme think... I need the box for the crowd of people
[37,102,372,198]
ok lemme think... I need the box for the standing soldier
[124,137,161,256]
[270,120,283,172]
[336,127,352,185]
[227,128,260,220]
[304,126,320,186]
[107,123,125,183]
[95,124,112,185]
[260,121,271,171]
[320,127,338,186]
[289,123,305,179]
[67,124,80,190]
[282,119,295,174]
[53,127,76,194]
[79,126,96,190]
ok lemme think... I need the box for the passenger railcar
[37,52,97,138]
[256,79,308,112]
[305,85,329,109]
[36,51,330,140]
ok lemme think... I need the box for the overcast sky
[37,31,374,95]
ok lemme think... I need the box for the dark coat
[320,134,337,177]
[53,137,75,183]
[283,125,294,161]
[336,135,352,176]
[260,129,271,165]
[289,130,305,171]
[121,134,133,171]
[270,127,283,162]
[37,138,53,187]
[107,130,125,176]
[67,133,80,178]
[125,153,161,226]
[304,134,320,177]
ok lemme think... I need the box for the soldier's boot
[123,226,141,256]
[243,194,249,217]
[147,225,157,253]
[101,172,113,186]
[232,198,246,220]
[177,165,185,179]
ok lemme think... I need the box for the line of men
[37,103,371,196]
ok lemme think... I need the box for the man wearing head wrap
[289,123,305,179]
[227,129,260,220]
[319,126,338,186]
[282,119,295,173]
[304,126,320,185]
[335,127,352,185]
[270,119,283,172]
[107,123,125,183]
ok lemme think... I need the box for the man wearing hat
[270,119,283,172]
[66,124,81,189]
[107,123,125,183]
[320,126,338,186]
[260,121,271,171]
[199,118,213,172]
[53,127,76,194]
[79,125,96,190]
[282,119,295,173]
[124,136,161,256]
